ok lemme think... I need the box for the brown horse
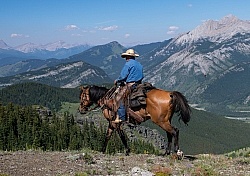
[79,84,191,156]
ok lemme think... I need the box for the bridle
[79,86,101,114]
[79,86,92,113]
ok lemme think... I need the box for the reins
[102,85,118,99]
[80,85,117,114]
[87,104,101,112]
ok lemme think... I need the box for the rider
[113,49,144,123]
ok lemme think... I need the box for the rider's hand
[114,80,117,85]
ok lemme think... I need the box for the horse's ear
[80,85,89,90]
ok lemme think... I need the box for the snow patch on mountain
[14,40,86,53]
[28,61,84,80]
[43,41,76,51]
[61,69,98,88]
[15,43,41,53]
[176,14,250,44]
[169,50,231,75]
[244,95,250,104]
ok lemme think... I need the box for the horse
[79,84,191,157]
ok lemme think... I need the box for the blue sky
[1,0,250,47]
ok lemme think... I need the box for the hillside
[76,109,250,155]
[1,82,249,154]
[0,61,112,88]
[0,150,249,175]
[143,109,250,154]
[67,41,126,79]
[0,82,79,111]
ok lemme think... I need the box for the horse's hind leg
[173,127,179,153]
[163,131,173,156]
[117,125,130,156]
[163,127,179,156]
[102,124,114,154]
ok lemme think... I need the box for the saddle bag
[130,82,155,108]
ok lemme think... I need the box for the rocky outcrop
[124,125,167,150]
[76,114,167,151]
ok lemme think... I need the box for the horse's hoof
[171,153,178,160]
[163,150,171,156]
[177,150,184,160]
[125,149,130,156]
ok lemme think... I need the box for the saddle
[102,82,155,124]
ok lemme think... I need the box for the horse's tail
[172,91,191,125]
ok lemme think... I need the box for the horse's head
[79,86,93,114]
[79,85,110,114]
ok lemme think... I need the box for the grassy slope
[139,108,250,155]
[1,82,248,155]
[61,103,250,155]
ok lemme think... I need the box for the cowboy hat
[121,49,139,58]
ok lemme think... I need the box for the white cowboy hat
[121,49,139,58]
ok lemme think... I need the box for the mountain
[144,15,250,85]
[14,42,41,53]
[66,41,166,79]
[0,58,64,77]
[140,15,250,116]
[0,61,112,88]
[0,40,27,66]
[0,15,250,117]
[14,40,91,53]
[200,61,250,116]
[66,41,126,79]
[175,14,250,44]
[0,40,11,49]
[0,41,164,79]
[0,40,92,66]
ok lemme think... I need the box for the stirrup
[113,119,122,123]
[113,116,122,123]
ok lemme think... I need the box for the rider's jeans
[118,103,126,121]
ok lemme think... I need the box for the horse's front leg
[117,124,130,156]
[102,123,114,154]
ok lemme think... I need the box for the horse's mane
[89,85,109,103]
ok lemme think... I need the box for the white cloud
[98,25,118,31]
[71,33,84,37]
[65,24,79,30]
[11,33,29,38]
[169,26,179,31]
[124,34,130,38]
[167,26,179,35]
[188,4,193,7]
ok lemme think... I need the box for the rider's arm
[115,64,130,83]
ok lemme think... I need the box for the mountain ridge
[0,40,92,65]
[0,60,112,88]
[176,14,250,44]
[0,14,250,117]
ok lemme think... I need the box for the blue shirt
[116,59,144,83]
